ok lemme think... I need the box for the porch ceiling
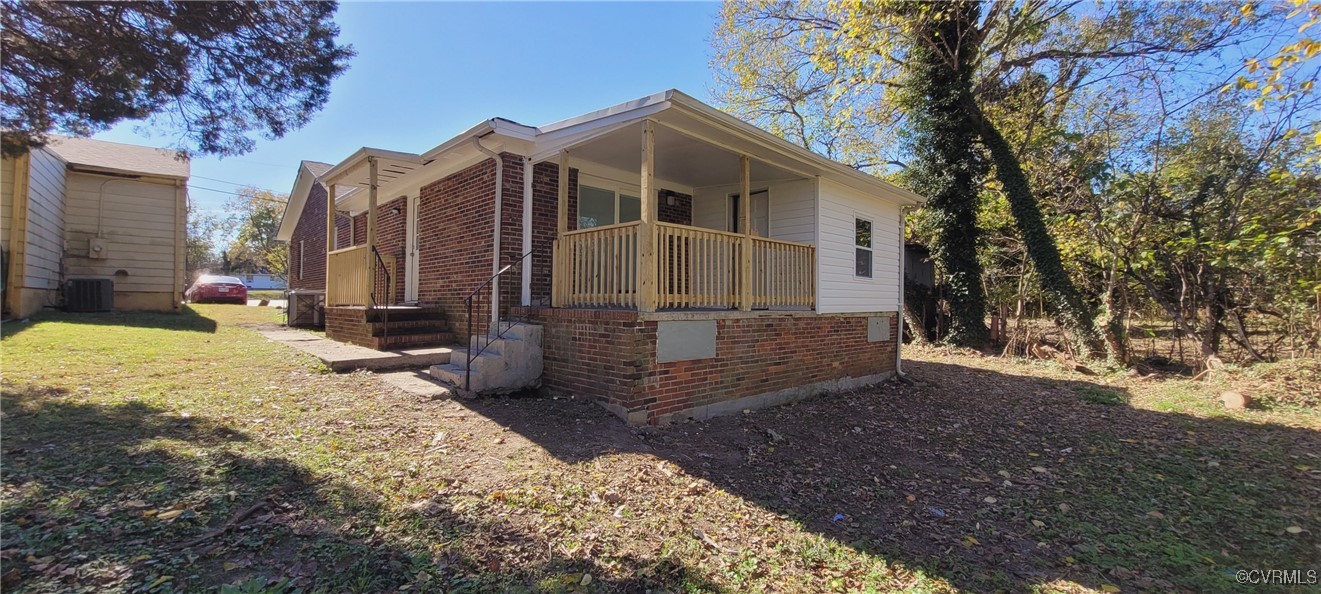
[568,121,805,188]
[324,148,426,211]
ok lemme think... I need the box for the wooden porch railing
[554,221,640,308]
[327,244,371,306]
[656,222,739,309]
[749,236,815,309]
[553,221,815,310]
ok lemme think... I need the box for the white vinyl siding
[23,148,67,290]
[690,178,816,244]
[63,172,180,293]
[817,178,901,313]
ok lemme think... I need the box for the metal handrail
[370,246,392,346]
[462,249,534,391]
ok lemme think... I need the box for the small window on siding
[855,218,872,278]
[298,240,305,280]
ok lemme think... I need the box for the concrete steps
[429,323,543,394]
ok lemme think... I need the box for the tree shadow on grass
[457,359,1320,592]
[0,384,720,593]
[1,305,217,340]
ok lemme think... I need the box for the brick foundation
[513,307,898,425]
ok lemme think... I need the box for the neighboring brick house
[276,90,924,425]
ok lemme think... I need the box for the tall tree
[899,1,992,347]
[186,208,223,281]
[1,1,353,156]
[224,188,289,277]
[714,0,1257,359]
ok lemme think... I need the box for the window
[297,240,305,280]
[855,218,872,278]
[578,178,640,228]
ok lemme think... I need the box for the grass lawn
[2,306,1318,593]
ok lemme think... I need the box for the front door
[405,194,420,302]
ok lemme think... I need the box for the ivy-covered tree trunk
[900,0,990,348]
[966,101,1105,358]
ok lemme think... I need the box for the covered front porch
[546,118,818,313]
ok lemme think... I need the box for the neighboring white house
[240,272,287,290]
[2,135,188,317]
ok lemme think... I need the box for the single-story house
[2,136,189,317]
[276,90,923,425]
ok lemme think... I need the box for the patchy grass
[2,308,1318,593]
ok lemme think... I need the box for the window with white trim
[298,240,305,280]
[578,177,640,228]
[855,218,873,278]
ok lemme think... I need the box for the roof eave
[665,90,925,206]
[275,164,316,242]
[320,147,424,186]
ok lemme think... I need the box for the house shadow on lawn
[1,305,217,340]
[0,385,719,593]
[457,358,1320,592]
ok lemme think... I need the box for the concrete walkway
[257,326,455,373]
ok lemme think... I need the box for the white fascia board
[419,120,495,161]
[538,90,672,133]
[276,165,314,242]
[321,147,424,186]
[527,121,638,164]
[667,90,925,207]
[527,104,672,164]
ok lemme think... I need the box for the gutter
[522,156,532,306]
[472,136,503,328]
[896,205,914,384]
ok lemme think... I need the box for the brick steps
[326,305,455,351]
[369,320,449,336]
[375,331,454,350]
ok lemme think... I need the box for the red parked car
[186,275,248,304]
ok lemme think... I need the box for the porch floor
[258,325,454,372]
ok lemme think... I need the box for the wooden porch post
[738,155,753,311]
[325,181,336,301]
[637,120,658,312]
[551,151,569,307]
[366,156,378,251]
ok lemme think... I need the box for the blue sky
[91,2,723,215]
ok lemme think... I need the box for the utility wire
[188,184,287,204]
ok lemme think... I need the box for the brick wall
[659,190,692,225]
[352,213,367,246]
[643,314,896,421]
[416,158,498,332]
[335,213,352,249]
[513,307,898,425]
[373,197,407,304]
[324,307,374,348]
[289,182,329,291]
[514,308,648,410]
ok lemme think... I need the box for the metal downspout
[472,135,503,329]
